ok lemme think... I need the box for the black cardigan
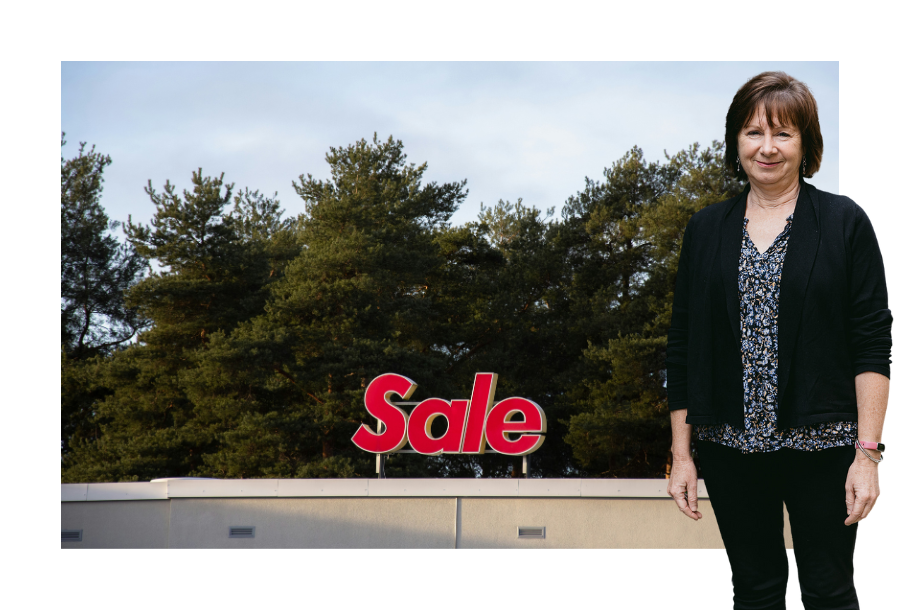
[666,181,892,428]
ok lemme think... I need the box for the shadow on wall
[62,496,793,549]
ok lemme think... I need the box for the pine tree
[181,135,469,478]
[62,170,288,481]
[61,136,147,455]
[61,136,148,359]
[424,199,579,477]
[563,142,743,476]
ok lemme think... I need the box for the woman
[665,71,890,610]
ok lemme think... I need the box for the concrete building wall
[457,498,727,548]
[61,479,793,549]
[62,500,170,549]
[168,497,457,549]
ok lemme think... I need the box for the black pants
[696,440,859,610]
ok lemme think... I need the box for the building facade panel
[167,497,457,549]
[61,500,170,549]
[60,480,793,549]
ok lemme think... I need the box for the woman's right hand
[667,457,703,520]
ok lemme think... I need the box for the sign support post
[376,451,529,478]
[376,420,385,479]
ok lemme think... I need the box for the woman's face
[737,105,803,191]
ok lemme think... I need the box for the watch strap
[858,440,886,452]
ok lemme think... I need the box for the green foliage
[62,170,295,481]
[61,136,148,358]
[183,135,468,478]
[561,142,743,476]
[61,135,741,481]
[428,198,578,477]
[125,170,248,350]
[61,136,148,455]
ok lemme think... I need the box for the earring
[736,155,741,173]
[802,155,807,175]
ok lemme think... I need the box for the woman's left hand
[844,456,881,525]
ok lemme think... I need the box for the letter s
[351,373,417,453]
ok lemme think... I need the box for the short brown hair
[724,71,823,180]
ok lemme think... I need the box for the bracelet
[856,439,884,463]
[858,440,886,452]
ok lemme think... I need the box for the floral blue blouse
[696,214,857,453]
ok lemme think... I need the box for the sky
[61,61,839,231]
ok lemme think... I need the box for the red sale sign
[351,373,546,456]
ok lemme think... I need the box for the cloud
[62,61,838,228]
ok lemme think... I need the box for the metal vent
[62,529,83,542]
[229,526,255,539]
[517,526,545,539]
